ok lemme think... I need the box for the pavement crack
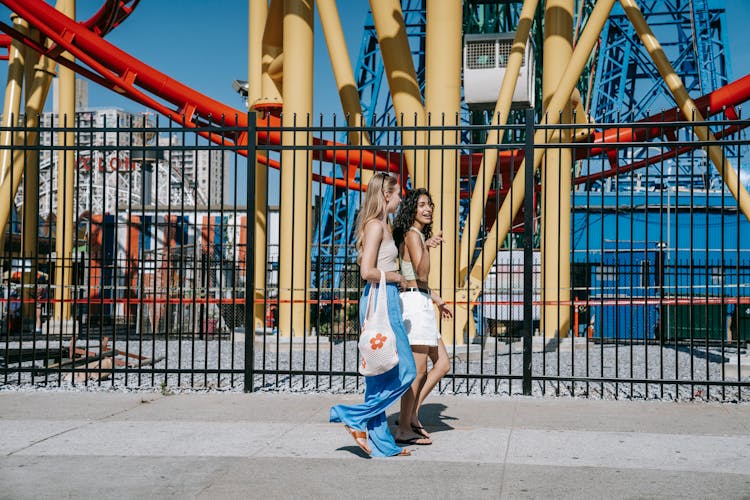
[6,395,163,457]
[6,420,92,457]
[497,401,516,499]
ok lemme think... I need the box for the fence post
[244,112,257,392]
[523,107,534,395]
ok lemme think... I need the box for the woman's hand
[390,272,407,291]
[425,231,444,249]
[384,270,406,289]
[437,301,453,319]
[431,291,453,319]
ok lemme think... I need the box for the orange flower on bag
[369,332,387,350]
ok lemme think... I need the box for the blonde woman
[329,172,416,457]
[393,188,452,444]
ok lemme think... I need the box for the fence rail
[0,111,748,401]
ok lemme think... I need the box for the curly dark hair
[393,188,433,248]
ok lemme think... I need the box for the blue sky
[0,1,369,115]
[1,1,749,117]
[2,1,750,206]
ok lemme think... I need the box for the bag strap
[376,268,388,316]
[364,269,387,322]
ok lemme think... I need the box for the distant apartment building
[14,78,229,217]
[159,134,230,208]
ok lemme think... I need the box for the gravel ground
[2,337,749,402]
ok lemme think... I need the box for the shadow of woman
[389,402,458,435]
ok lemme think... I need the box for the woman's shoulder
[363,218,386,232]
[404,227,424,243]
[362,218,387,241]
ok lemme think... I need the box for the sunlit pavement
[1,391,750,499]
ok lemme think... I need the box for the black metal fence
[1,110,749,401]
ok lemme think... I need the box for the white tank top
[377,236,399,272]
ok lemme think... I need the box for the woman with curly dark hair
[392,188,452,445]
[329,172,416,458]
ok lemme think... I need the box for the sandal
[345,425,371,456]
[411,425,430,438]
[395,448,411,457]
[395,435,432,446]
[395,420,431,439]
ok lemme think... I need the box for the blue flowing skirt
[329,282,416,457]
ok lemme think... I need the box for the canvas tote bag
[358,270,399,376]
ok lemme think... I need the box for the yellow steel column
[620,0,750,223]
[541,0,573,339]
[278,0,313,337]
[0,56,56,252]
[458,0,538,279]
[318,0,376,192]
[0,15,28,270]
[455,0,539,342]
[456,0,615,335]
[54,0,76,321]
[249,0,268,334]
[21,26,43,324]
[0,15,27,183]
[425,0,462,344]
[317,0,370,145]
[369,0,425,185]
[258,0,283,109]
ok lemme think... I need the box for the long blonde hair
[355,172,398,256]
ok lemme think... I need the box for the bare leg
[396,346,430,444]
[411,339,450,437]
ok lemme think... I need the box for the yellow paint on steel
[21,25,43,321]
[0,15,26,184]
[451,0,616,333]
[278,0,314,337]
[249,0,268,333]
[425,0,463,344]
[54,0,76,321]
[458,0,539,282]
[620,0,750,224]
[318,0,371,146]
[0,54,56,260]
[369,0,425,184]
[258,0,283,109]
[541,0,573,339]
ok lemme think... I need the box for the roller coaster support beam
[0,15,25,183]
[620,0,750,224]
[318,0,371,148]
[456,0,616,337]
[0,38,56,273]
[53,0,76,322]
[541,0,574,339]
[457,0,538,285]
[21,23,42,323]
[425,0,462,344]
[258,0,283,110]
[249,0,268,334]
[278,0,314,337]
[318,0,374,185]
[369,0,425,184]
[0,15,27,266]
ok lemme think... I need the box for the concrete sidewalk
[1,391,750,499]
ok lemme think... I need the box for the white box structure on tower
[463,32,535,108]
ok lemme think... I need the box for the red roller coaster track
[0,0,140,60]
[1,0,750,195]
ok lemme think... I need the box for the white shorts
[400,290,440,347]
